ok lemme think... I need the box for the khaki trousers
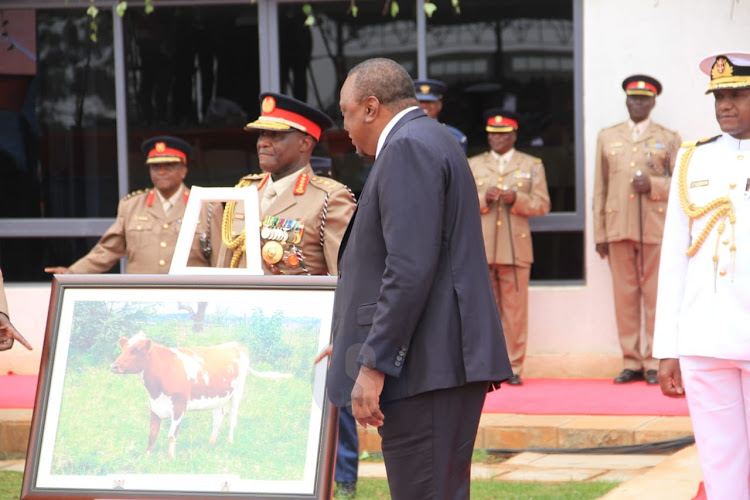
[607,240,661,372]
[489,264,530,375]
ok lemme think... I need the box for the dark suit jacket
[327,108,512,408]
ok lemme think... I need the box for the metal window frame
[0,0,584,249]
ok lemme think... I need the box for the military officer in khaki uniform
[217,93,357,497]
[469,110,550,385]
[218,93,355,276]
[593,75,681,385]
[0,269,32,351]
[44,136,222,275]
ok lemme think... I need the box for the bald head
[347,58,419,112]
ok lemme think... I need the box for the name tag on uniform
[690,180,709,188]
[136,216,149,221]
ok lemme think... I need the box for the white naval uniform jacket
[653,134,750,360]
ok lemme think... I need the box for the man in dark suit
[327,57,512,499]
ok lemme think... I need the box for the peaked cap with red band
[621,74,662,97]
[141,136,192,165]
[483,108,520,133]
[699,52,750,93]
[245,93,333,141]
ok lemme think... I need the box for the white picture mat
[33,283,335,496]
[170,186,263,275]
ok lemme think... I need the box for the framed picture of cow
[22,274,339,500]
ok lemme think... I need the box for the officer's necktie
[261,183,277,213]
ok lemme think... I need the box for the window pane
[1,9,119,281]
[1,9,118,221]
[0,237,121,281]
[277,1,420,197]
[123,4,261,190]
[529,231,583,281]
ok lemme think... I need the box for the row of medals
[260,216,304,268]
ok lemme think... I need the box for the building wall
[3,0,749,376]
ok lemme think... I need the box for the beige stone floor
[1,410,701,498]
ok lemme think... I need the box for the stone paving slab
[602,445,702,499]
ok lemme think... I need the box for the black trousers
[377,381,489,500]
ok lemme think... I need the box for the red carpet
[483,377,689,416]
[1,375,688,416]
[0,374,38,409]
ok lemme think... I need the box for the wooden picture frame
[22,274,338,500]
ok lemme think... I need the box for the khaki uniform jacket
[68,184,223,274]
[469,150,551,266]
[218,165,356,275]
[593,121,681,244]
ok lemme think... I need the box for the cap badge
[262,96,276,114]
[155,142,166,152]
[420,84,430,95]
[637,81,646,88]
[712,57,733,79]
[494,116,503,123]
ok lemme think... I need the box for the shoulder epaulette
[682,135,720,148]
[123,189,145,201]
[310,176,342,192]
[241,173,265,181]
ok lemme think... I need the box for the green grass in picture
[46,306,324,484]
[49,365,315,479]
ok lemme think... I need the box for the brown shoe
[645,370,659,385]
[614,369,644,384]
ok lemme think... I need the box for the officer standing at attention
[654,52,750,499]
[468,110,550,385]
[44,136,222,274]
[216,93,358,497]
[413,78,468,154]
[593,75,681,385]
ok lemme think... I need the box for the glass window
[280,0,581,280]
[0,8,118,278]
[123,4,261,189]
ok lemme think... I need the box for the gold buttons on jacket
[160,242,167,248]
[496,221,502,227]
[629,194,635,200]
[632,147,638,152]
[520,233,527,238]
[163,223,169,229]
[159,259,166,266]
[136,225,142,230]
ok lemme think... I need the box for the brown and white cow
[110,332,289,458]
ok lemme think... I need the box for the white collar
[156,184,184,207]
[490,148,515,164]
[721,133,750,151]
[376,106,420,158]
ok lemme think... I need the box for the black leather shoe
[335,481,356,499]
[507,374,523,385]
[613,369,644,384]
[645,369,659,385]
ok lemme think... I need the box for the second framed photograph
[22,274,338,500]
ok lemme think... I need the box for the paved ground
[1,410,702,498]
